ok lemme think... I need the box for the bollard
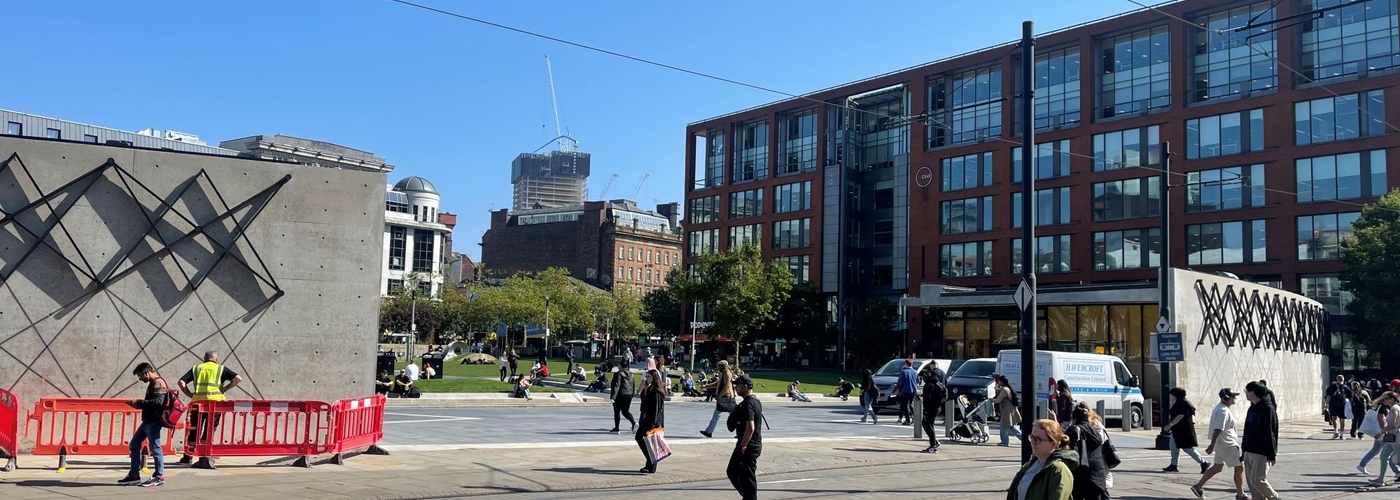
[1143,399,1154,431]
[945,399,958,428]
[1039,398,1050,420]
[1121,399,1132,432]
[913,397,924,439]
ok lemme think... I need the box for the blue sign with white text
[1156,332,1184,362]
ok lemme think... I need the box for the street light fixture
[543,290,552,358]
[407,274,423,361]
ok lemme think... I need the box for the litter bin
[376,351,397,376]
[420,352,445,380]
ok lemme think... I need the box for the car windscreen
[875,359,906,376]
[952,360,996,379]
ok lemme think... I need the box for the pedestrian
[624,346,635,367]
[1351,381,1372,439]
[566,347,576,376]
[859,368,879,424]
[508,349,519,378]
[1366,391,1400,488]
[700,360,734,438]
[1164,387,1208,473]
[896,358,919,425]
[656,354,673,396]
[1191,388,1246,500]
[120,362,168,487]
[1358,391,1399,476]
[1006,419,1078,500]
[1066,405,1109,500]
[610,364,637,434]
[635,369,666,474]
[726,374,763,500]
[1241,381,1280,500]
[1053,380,1075,426]
[498,354,508,382]
[920,365,947,454]
[835,378,855,401]
[994,375,1023,446]
[405,359,420,381]
[176,351,242,468]
[1326,374,1353,440]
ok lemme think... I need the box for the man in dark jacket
[727,375,763,500]
[121,362,169,487]
[920,365,947,453]
[1242,381,1280,500]
[609,365,637,433]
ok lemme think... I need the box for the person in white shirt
[424,363,436,379]
[405,362,420,381]
[1192,388,1246,500]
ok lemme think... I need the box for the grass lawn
[744,370,851,398]
[414,378,569,394]
[395,357,602,378]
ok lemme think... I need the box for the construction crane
[544,55,573,153]
[596,172,619,199]
[631,174,649,200]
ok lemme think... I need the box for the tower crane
[544,55,573,153]
[631,174,649,200]
[596,172,619,199]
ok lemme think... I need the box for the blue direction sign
[1155,332,1184,362]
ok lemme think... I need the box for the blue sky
[3,0,1135,261]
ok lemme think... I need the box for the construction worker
[177,351,242,468]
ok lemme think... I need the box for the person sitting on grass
[682,372,699,396]
[512,375,533,400]
[568,365,587,385]
[788,380,812,402]
[375,370,393,395]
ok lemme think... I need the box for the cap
[1218,388,1241,399]
[1390,379,1400,387]
[734,375,754,387]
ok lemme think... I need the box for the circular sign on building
[916,167,933,188]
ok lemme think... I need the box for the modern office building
[684,0,1399,375]
[481,199,683,293]
[382,176,454,297]
[2,109,239,156]
[511,150,591,210]
[220,134,395,173]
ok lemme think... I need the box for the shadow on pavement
[534,466,646,476]
[833,447,915,453]
[8,480,108,488]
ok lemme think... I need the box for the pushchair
[946,394,990,444]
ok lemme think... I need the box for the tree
[1341,190,1400,368]
[641,286,682,337]
[598,284,647,342]
[669,244,793,345]
[846,298,903,370]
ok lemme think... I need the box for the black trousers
[727,448,760,500]
[1072,472,1111,500]
[634,424,657,467]
[613,395,636,429]
[922,403,943,447]
[898,394,915,421]
[499,366,507,381]
[185,408,222,456]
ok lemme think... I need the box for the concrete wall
[0,137,384,412]
[1171,269,1328,422]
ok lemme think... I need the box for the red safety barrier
[0,389,17,472]
[327,395,390,465]
[186,400,333,468]
[25,397,180,472]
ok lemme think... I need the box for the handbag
[717,396,738,413]
[1360,409,1383,436]
[1386,433,1398,444]
[644,427,672,462]
[1101,432,1122,469]
[1345,400,1354,421]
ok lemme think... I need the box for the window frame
[1093,227,1161,270]
[940,196,995,235]
[1012,187,1072,228]
[940,240,995,278]
[1186,220,1268,266]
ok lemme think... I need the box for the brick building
[481,200,684,292]
[684,0,1399,374]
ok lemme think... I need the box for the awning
[677,334,734,342]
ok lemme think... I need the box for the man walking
[727,375,763,500]
[1325,374,1352,439]
[896,359,919,425]
[609,364,637,433]
[121,363,168,487]
[1191,388,1247,500]
[920,365,947,453]
[1242,381,1280,500]
[177,351,242,468]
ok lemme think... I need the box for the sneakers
[608,428,620,433]
[1235,494,1249,500]
[1163,465,1180,473]
[1358,465,1370,476]
[117,474,143,486]
[1201,461,1211,474]
[922,446,939,454]
[699,430,712,438]
[139,475,165,487]
[1189,484,1204,499]
[1334,431,1343,440]
[1367,479,1385,488]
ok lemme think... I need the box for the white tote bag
[1360,408,1383,436]
[1345,400,1354,420]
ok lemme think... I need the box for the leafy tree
[847,298,904,370]
[641,286,682,337]
[1341,190,1400,367]
[596,284,647,342]
[670,244,793,345]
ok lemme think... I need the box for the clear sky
[2,0,1137,261]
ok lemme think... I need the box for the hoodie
[1006,449,1080,500]
[1242,396,1279,460]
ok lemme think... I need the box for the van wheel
[1130,404,1144,429]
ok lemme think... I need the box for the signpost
[689,321,713,373]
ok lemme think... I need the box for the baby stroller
[946,394,990,444]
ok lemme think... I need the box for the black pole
[1158,142,1173,429]
[1018,20,1037,464]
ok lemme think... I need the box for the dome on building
[393,176,437,194]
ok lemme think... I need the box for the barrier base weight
[330,444,391,466]
[367,445,390,456]
[192,458,216,470]
[2,456,15,472]
[292,456,312,468]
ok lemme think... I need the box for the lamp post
[544,291,552,359]
[408,275,422,361]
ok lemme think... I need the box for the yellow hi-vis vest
[192,361,227,402]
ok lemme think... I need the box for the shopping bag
[645,427,672,462]
[1344,400,1354,420]
[1360,409,1383,436]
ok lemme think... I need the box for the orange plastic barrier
[0,389,17,472]
[328,395,390,464]
[186,400,333,468]
[25,397,180,472]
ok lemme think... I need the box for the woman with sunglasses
[1007,419,1079,500]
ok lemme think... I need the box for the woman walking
[860,369,879,424]
[1366,391,1400,488]
[1007,419,1079,500]
[1242,381,1280,500]
[1351,381,1372,439]
[635,369,666,474]
[609,364,637,434]
[700,360,735,438]
[994,375,1023,446]
[1358,392,1399,475]
[1164,387,1208,473]
[1053,380,1075,427]
[1066,404,1110,500]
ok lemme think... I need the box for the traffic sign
[1155,332,1184,362]
[1155,316,1171,333]
[1014,280,1035,311]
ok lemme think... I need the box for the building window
[1012,235,1072,274]
[733,121,769,183]
[1093,228,1161,270]
[1190,2,1278,102]
[1013,140,1071,183]
[779,109,817,174]
[928,66,1003,148]
[646,269,652,282]
[1295,90,1386,145]
[941,151,994,191]
[1187,220,1267,265]
[728,224,762,248]
[1300,274,1354,315]
[387,279,404,294]
[618,247,625,259]
[388,226,406,271]
[385,191,410,213]
[1092,177,1161,221]
[774,181,812,213]
[689,195,719,224]
[1298,212,1360,260]
[629,247,636,261]
[689,229,719,256]
[1187,109,1264,159]
[940,196,993,235]
[1032,47,1082,130]
[780,255,811,283]
[1187,165,1266,213]
[5,122,20,135]
[629,268,635,281]
[874,180,894,210]
[664,252,670,266]
[874,219,894,246]
[1099,26,1171,118]
[1300,0,1400,82]
[45,128,60,139]
[874,261,894,287]
[1093,125,1160,171]
[83,134,98,143]
[940,240,994,277]
[703,130,725,189]
[617,267,624,279]
[412,229,434,272]
[729,188,763,219]
[1296,150,1387,202]
[1012,187,1071,228]
[773,218,811,249]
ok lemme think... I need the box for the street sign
[1155,332,1184,362]
[1155,316,1171,334]
[690,321,714,329]
[1013,280,1035,311]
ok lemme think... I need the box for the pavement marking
[386,417,482,424]
[386,412,484,419]
[985,450,1351,469]
[383,435,904,452]
[762,478,820,485]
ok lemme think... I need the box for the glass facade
[704,130,725,189]
[779,109,817,174]
[1092,177,1161,221]
[411,229,434,272]
[1298,212,1360,260]
[689,229,719,256]
[689,195,719,224]
[1301,274,1354,315]
[774,181,812,213]
[1034,47,1082,129]
[729,188,763,219]
[781,255,811,283]
[928,67,1002,148]
[1093,227,1161,270]
[940,305,1153,362]
[733,121,769,183]
[1296,150,1387,202]
[1012,235,1072,274]
[1093,125,1160,171]
[728,224,762,249]
[1186,220,1267,265]
[941,151,994,191]
[1295,90,1386,145]
[1190,2,1278,102]
[1187,165,1266,213]
[1013,140,1071,183]
[1012,187,1072,228]
[941,196,994,235]
[388,226,406,271]
[1186,108,1264,159]
[773,218,812,249]
[1300,0,1400,82]
[940,240,994,277]
[1099,26,1171,118]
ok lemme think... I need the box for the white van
[996,350,1144,428]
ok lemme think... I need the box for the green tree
[1341,190,1400,366]
[670,244,793,345]
[596,284,647,342]
[641,286,682,337]
[847,298,904,370]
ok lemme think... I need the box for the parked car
[870,358,952,413]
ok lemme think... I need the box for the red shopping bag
[645,427,672,462]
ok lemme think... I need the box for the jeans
[705,408,727,435]
[999,419,1023,446]
[129,422,165,477]
[1360,438,1389,469]
[1378,443,1400,483]
[859,393,877,422]
[1170,437,1205,466]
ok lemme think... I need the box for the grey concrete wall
[1171,269,1328,422]
[0,137,384,413]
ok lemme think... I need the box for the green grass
[413,378,570,394]
[745,369,848,398]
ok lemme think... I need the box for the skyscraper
[511,150,590,210]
